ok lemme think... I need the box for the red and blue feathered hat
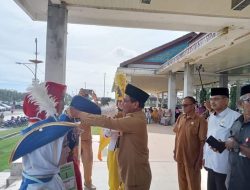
[9,116,76,162]
[10,95,101,162]
[23,81,67,123]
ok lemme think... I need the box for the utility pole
[29,38,43,84]
[104,72,106,97]
[16,38,43,84]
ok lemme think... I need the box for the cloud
[0,1,189,98]
[111,47,137,59]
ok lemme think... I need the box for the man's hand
[240,144,250,158]
[209,146,219,153]
[225,137,238,149]
[91,91,97,99]
[204,100,212,112]
[91,91,98,104]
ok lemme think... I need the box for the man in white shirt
[204,87,240,190]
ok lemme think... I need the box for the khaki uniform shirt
[173,112,207,167]
[82,110,151,187]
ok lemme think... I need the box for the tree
[196,64,208,104]
[229,86,237,110]
[199,88,207,104]
[0,89,26,103]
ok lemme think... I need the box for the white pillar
[184,63,194,97]
[168,72,176,124]
[161,92,164,108]
[236,81,241,100]
[219,74,228,88]
[156,93,159,107]
[45,2,68,84]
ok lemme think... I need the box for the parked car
[0,103,11,111]
[0,105,6,112]
[15,104,23,109]
[14,101,23,109]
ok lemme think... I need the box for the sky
[0,1,188,98]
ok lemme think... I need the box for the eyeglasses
[181,104,193,107]
[242,98,250,103]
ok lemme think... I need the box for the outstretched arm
[68,107,143,133]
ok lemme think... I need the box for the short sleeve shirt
[204,108,241,174]
[173,112,208,167]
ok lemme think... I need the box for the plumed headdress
[23,81,67,122]
[9,115,76,162]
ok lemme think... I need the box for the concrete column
[184,63,194,97]
[168,72,177,124]
[236,81,241,100]
[45,2,68,84]
[161,92,164,108]
[156,93,159,107]
[219,74,228,88]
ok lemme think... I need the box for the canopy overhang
[14,0,250,32]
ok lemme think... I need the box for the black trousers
[207,170,227,190]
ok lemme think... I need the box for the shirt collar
[214,107,229,117]
[127,110,143,117]
[184,112,196,119]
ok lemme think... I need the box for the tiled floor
[1,124,208,190]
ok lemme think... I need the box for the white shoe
[84,184,96,190]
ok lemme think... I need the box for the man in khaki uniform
[78,88,98,190]
[70,84,152,190]
[173,96,208,190]
[81,124,95,189]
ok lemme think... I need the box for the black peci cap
[125,84,149,106]
[240,84,250,96]
[210,87,229,98]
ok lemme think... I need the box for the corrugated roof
[120,32,197,67]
